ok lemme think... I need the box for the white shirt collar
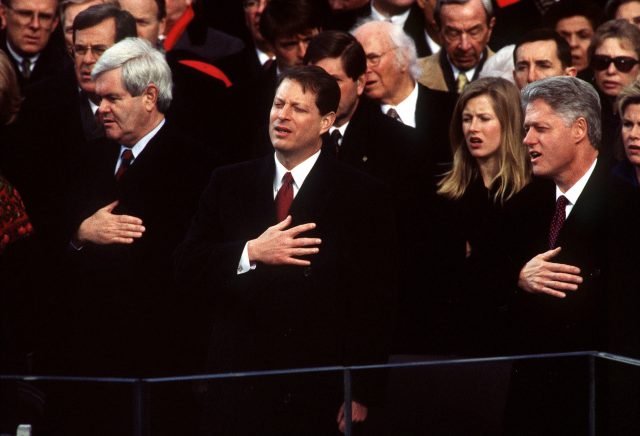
[273,149,321,199]
[88,97,99,115]
[6,40,40,73]
[256,47,274,66]
[380,82,418,128]
[370,2,411,27]
[425,31,441,54]
[118,118,165,160]
[555,158,597,218]
[448,51,485,80]
[329,121,349,139]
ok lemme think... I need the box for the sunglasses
[591,55,640,73]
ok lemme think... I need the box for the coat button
[284,393,292,404]
[303,266,312,277]
[590,268,601,278]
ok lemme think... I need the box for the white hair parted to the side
[91,37,173,113]
[351,19,419,80]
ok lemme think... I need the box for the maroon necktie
[115,149,134,181]
[548,195,569,249]
[275,172,294,221]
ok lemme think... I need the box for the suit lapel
[556,160,606,246]
[289,151,335,227]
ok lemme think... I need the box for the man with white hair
[353,19,455,167]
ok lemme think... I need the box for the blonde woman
[435,76,530,356]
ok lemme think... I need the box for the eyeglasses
[591,55,640,73]
[73,44,108,58]
[6,6,56,28]
[365,47,398,67]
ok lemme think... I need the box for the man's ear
[565,66,578,77]
[320,111,336,134]
[355,73,365,96]
[573,117,588,143]
[143,84,159,111]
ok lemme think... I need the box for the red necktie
[275,172,294,221]
[548,195,569,249]
[115,149,134,181]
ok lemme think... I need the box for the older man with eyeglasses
[0,0,71,87]
[353,19,456,168]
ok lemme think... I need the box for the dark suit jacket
[338,97,427,188]
[0,68,102,252]
[414,83,458,171]
[504,158,640,354]
[403,4,430,58]
[43,121,213,377]
[0,35,72,91]
[174,150,397,433]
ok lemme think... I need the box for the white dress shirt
[380,82,418,128]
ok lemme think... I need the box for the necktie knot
[386,107,402,123]
[330,130,342,156]
[115,149,134,181]
[548,195,569,249]
[275,172,294,221]
[21,57,32,79]
[281,171,294,186]
[456,73,468,94]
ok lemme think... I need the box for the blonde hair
[0,50,21,125]
[438,77,530,204]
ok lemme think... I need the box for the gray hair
[352,19,419,80]
[435,0,494,26]
[521,76,601,149]
[92,37,173,113]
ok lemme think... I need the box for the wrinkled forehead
[516,40,560,62]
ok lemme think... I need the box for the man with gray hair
[64,37,212,380]
[352,19,456,167]
[417,0,495,93]
[504,76,640,433]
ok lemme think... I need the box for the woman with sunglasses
[434,77,531,356]
[588,19,640,160]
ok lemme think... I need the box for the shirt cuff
[237,242,256,275]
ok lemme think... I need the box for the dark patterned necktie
[115,149,134,181]
[21,57,32,79]
[386,107,402,123]
[330,130,342,156]
[548,195,568,249]
[275,172,294,221]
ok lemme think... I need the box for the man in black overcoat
[175,65,397,435]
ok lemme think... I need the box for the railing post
[344,368,352,436]
[133,379,148,436]
[588,354,596,436]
